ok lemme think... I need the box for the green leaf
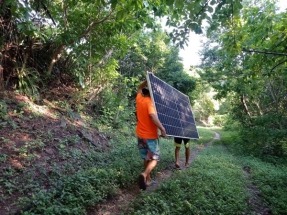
[210,0,217,5]
[111,0,117,9]
[166,0,174,6]
[207,6,213,13]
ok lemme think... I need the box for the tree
[200,0,287,156]
[1,0,243,93]
[194,94,215,122]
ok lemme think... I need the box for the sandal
[138,174,147,190]
[175,164,181,170]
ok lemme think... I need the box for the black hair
[142,87,150,96]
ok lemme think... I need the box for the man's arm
[150,113,167,137]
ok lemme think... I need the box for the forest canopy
[0,0,241,93]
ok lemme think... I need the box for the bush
[0,101,8,120]
[212,114,227,126]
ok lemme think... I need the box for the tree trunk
[241,95,251,117]
[47,12,113,76]
[255,101,263,116]
[47,45,65,76]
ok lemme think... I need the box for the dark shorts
[174,137,190,148]
[137,138,160,161]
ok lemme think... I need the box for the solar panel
[146,72,199,139]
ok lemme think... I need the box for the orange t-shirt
[135,93,158,139]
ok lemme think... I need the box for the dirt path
[88,132,272,215]
[88,132,219,215]
[243,166,271,215]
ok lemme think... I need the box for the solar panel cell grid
[147,72,199,139]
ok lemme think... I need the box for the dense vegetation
[200,0,287,157]
[1,0,287,214]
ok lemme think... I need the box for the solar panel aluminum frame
[146,72,199,139]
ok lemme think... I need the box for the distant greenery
[212,127,241,147]
[200,0,287,157]
[197,126,217,144]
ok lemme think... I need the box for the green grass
[17,126,215,214]
[129,145,249,215]
[15,125,287,215]
[213,128,287,215]
[196,126,216,144]
[18,134,177,214]
[239,157,287,215]
[212,127,248,156]
[212,127,239,144]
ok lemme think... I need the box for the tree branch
[242,48,287,56]
[80,10,114,39]
[47,10,114,75]
[41,2,56,26]
[195,0,210,18]
[270,60,287,73]
[241,95,251,117]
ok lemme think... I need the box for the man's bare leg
[142,159,157,179]
[139,159,157,189]
[175,146,180,168]
[144,160,152,184]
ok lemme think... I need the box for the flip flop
[138,174,147,190]
[175,164,181,170]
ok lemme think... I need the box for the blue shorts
[137,138,160,161]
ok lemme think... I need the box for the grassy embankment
[12,127,213,214]
[6,124,287,215]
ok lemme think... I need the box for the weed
[196,126,215,144]
[129,145,249,215]
[0,153,7,162]
[240,157,287,214]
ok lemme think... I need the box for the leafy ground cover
[125,128,287,215]
[0,92,124,214]
[87,126,216,215]
[1,93,286,215]
[213,128,287,215]
[240,157,287,215]
[128,145,249,215]
[0,92,214,214]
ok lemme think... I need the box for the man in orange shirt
[136,80,166,190]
